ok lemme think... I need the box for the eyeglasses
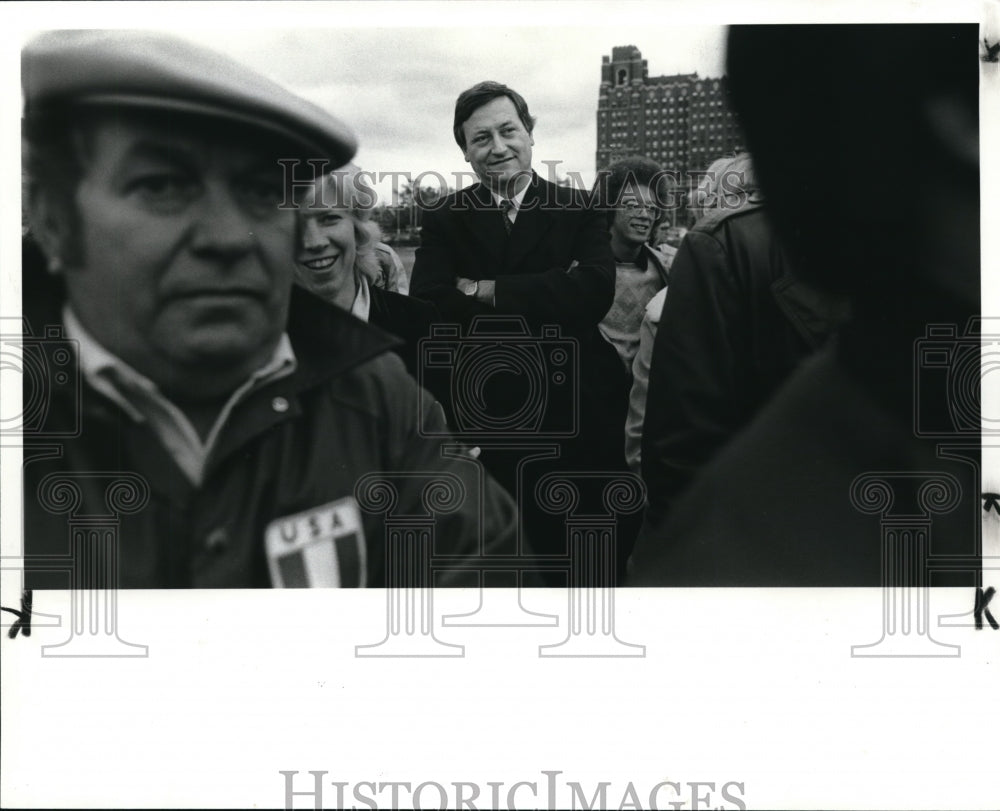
[622,201,662,215]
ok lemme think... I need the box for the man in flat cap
[19,30,520,588]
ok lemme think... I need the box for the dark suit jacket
[410,174,615,337]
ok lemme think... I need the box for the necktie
[499,199,513,235]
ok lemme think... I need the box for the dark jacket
[627,316,979,586]
[21,271,521,589]
[640,203,850,525]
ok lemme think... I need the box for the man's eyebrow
[471,119,516,135]
[236,153,287,174]
[118,141,200,170]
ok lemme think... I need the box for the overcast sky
[8,0,992,208]
[175,25,727,201]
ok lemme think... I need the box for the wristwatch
[463,279,480,297]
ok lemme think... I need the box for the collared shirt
[63,307,297,486]
[350,274,372,322]
[491,182,530,226]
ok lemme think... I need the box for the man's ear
[26,182,73,273]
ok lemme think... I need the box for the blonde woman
[295,165,439,383]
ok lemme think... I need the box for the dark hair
[592,156,673,229]
[453,81,536,150]
[22,110,99,266]
[726,24,978,297]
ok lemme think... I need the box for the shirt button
[205,528,229,554]
[271,396,290,413]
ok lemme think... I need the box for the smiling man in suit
[411,82,627,582]
[411,81,615,344]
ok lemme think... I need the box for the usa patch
[265,497,367,588]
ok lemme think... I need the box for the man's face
[61,115,296,395]
[461,96,534,195]
[611,185,659,247]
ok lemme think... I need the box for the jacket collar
[614,243,671,286]
[643,244,672,286]
[465,170,539,208]
[284,285,402,390]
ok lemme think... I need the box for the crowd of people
[19,24,981,589]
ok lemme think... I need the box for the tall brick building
[596,45,745,177]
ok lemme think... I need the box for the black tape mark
[974,586,998,631]
[0,590,33,639]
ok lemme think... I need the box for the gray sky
[176,25,727,201]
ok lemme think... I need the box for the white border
[1,3,997,809]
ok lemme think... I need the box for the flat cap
[22,29,357,166]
